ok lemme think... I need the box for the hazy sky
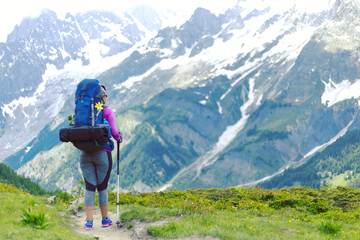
[0,0,238,42]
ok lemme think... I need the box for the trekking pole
[116,140,121,228]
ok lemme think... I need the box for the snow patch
[171,39,178,48]
[83,39,111,58]
[100,22,132,45]
[217,101,223,114]
[113,48,193,90]
[294,0,335,13]
[25,146,32,153]
[321,78,360,107]
[1,96,36,119]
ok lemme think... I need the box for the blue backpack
[59,79,113,152]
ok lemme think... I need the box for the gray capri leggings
[80,150,112,206]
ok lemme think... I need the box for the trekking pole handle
[117,141,120,174]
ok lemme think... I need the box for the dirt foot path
[71,207,219,240]
[72,208,133,239]
[71,207,172,240]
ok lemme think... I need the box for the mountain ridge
[3,0,360,192]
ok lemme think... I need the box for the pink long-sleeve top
[104,106,121,142]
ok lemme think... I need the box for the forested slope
[262,129,360,189]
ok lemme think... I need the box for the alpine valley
[2,0,360,192]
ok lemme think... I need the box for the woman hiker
[80,84,122,230]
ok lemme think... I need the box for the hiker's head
[101,85,107,104]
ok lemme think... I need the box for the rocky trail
[70,207,219,240]
[71,207,161,240]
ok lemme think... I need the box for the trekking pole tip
[116,221,123,228]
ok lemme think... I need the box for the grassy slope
[2,181,360,239]
[0,183,90,240]
[108,187,360,240]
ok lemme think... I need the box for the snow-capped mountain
[4,0,360,192]
[0,5,174,161]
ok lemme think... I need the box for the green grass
[0,183,90,240]
[108,186,360,240]
[324,171,360,188]
[21,208,49,229]
[2,182,360,239]
[145,208,360,239]
[327,173,349,186]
